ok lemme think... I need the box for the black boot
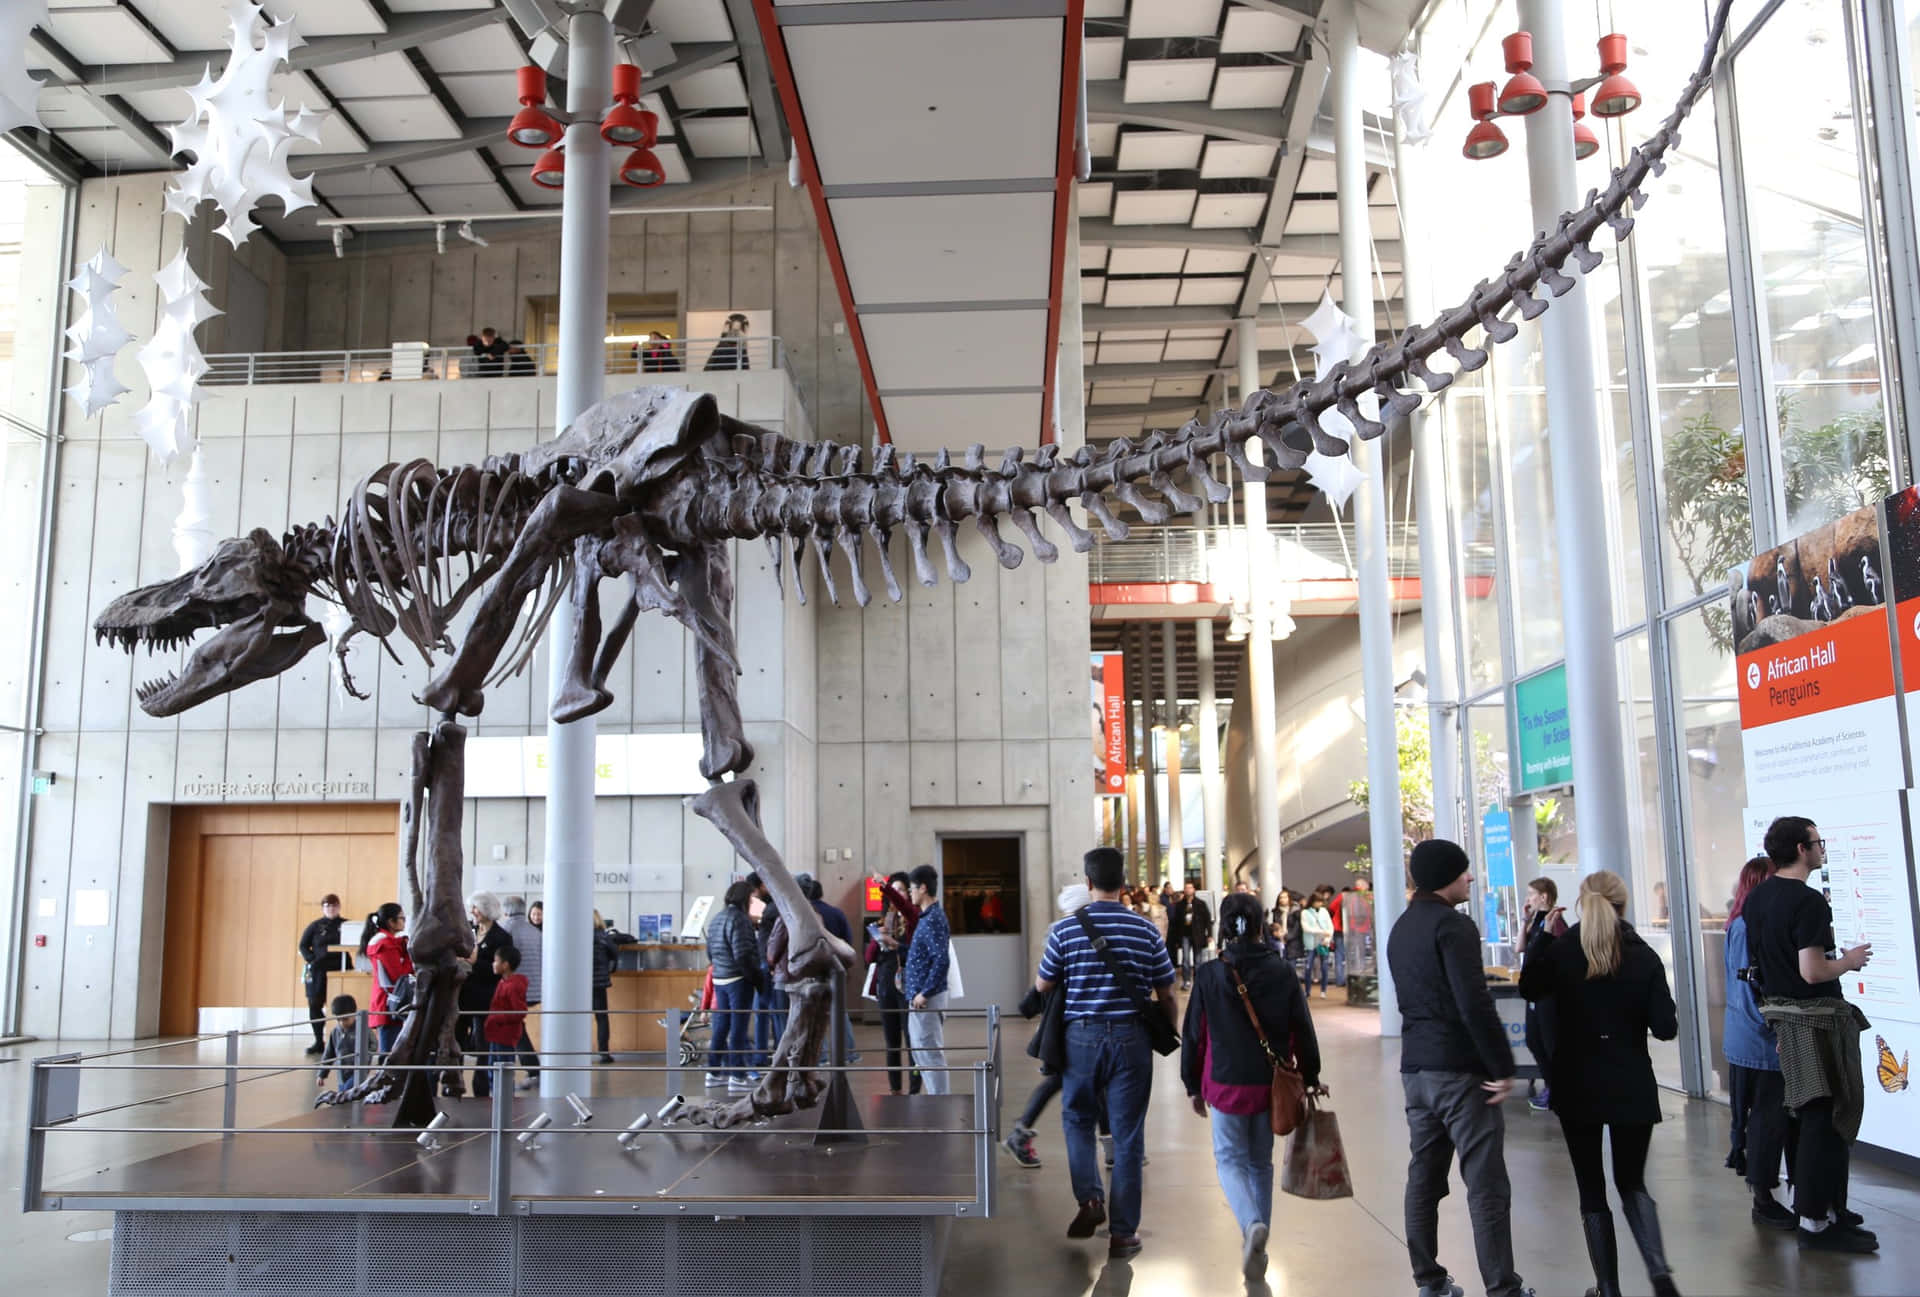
[1581,1211,1622,1297]
[1620,1189,1681,1297]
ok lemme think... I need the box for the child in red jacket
[484,945,530,1087]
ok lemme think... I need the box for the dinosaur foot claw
[551,686,613,723]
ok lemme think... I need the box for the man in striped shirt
[1033,847,1177,1261]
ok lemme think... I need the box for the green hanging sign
[1515,665,1572,792]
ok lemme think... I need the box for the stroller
[658,970,714,1068]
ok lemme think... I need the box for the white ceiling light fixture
[0,1,47,135]
[164,0,326,247]
[62,248,133,418]
[135,250,222,463]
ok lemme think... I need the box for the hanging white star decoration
[1391,51,1432,146]
[62,248,133,418]
[1298,290,1371,512]
[165,0,324,248]
[135,250,222,463]
[171,449,215,575]
[0,1,47,135]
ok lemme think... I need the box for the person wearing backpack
[1182,891,1321,1279]
[361,903,412,1055]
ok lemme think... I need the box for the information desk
[325,947,705,1053]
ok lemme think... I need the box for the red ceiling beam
[750,0,894,445]
[1038,0,1086,447]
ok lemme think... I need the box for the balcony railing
[200,336,785,386]
[1089,522,1427,587]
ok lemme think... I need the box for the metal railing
[1089,522,1427,586]
[200,336,785,386]
[22,1004,1000,1219]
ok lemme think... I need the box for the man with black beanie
[1388,838,1530,1297]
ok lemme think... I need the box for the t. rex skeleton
[92,0,1732,1131]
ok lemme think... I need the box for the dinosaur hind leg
[552,536,618,723]
[680,542,752,779]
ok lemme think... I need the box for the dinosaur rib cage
[659,0,1733,610]
[328,456,550,678]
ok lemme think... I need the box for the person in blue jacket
[903,864,953,1096]
[1723,854,1796,1229]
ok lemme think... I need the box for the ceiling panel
[1101,329,1168,342]
[285,110,368,155]
[1102,278,1181,307]
[410,182,512,212]
[317,53,430,100]
[436,71,522,119]
[681,118,760,157]
[324,192,427,219]
[652,142,695,185]
[1200,140,1277,179]
[1154,377,1207,397]
[1087,122,1119,157]
[386,0,493,9]
[1192,193,1265,228]
[1084,36,1125,81]
[865,309,1048,390]
[33,87,114,130]
[1083,0,1126,17]
[341,96,462,143]
[1163,337,1226,361]
[1297,157,1337,192]
[882,392,1045,454]
[264,0,385,38]
[785,19,1061,185]
[315,168,406,198]
[132,0,243,50]
[1080,244,1108,271]
[1168,328,1226,342]
[832,191,1054,304]
[1221,8,1307,53]
[419,24,527,73]
[1111,189,1196,226]
[1123,59,1215,105]
[1090,381,1154,406]
[395,150,495,185]
[1176,277,1240,305]
[58,126,157,165]
[670,66,750,111]
[1105,246,1186,276]
[1283,199,1338,235]
[1082,276,1105,304]
[41,7,174,64]
[119,87,190,124]
[1128,0,1224,39]
[1096,341,1166,365]
[1078,183,1113,219]
[1182,249,1248,274]
[1090,414,1149,438]
[1210,65,1292,110]
[1115,130,1203,172]
[650,0,734,44]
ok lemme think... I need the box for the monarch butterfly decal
[1875,1035,1910,1094]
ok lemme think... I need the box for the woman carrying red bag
[1181,891,1322,1280]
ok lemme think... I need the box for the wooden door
[160,804,400,1036]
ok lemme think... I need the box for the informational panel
[1092,652,1125,794]
[463,734,709,798]
[1731,505,1901,805]
[1484,808,1516,890]
[1514,666,1571,792]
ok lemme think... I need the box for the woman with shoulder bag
[1519,870,1681,1297]
[1182,892,1322,1280]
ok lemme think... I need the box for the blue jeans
[1333,931,1346,984]
[753,984,789,1066]
[1304,948,1330,992]
[710,979,754,1079]
[1062,1017,1154,1239]
[377,1022,401,1054]
[1209,1106,1275,1236]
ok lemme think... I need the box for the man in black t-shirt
[1742,815,1876,1253]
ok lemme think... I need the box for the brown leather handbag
[1227,963,1308,1136]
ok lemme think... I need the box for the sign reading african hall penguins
[1729,502,1901,804]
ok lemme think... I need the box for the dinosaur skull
[93,528,326,716]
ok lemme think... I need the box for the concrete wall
[1224,611,1426,890]
[281,172,870,446]
[18,174,820,1036]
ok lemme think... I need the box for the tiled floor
[5,1001,1918,1295]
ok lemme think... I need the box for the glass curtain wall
[1414,0,1920,1096]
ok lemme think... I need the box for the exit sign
[29,771,55,795]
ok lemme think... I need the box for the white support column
[1196,617,1225,892]
[541,9,613,1096]
[1237,319,1282,908]
[1162,620,1184,886]
[1518,0,1632,881]
[1395,55,1462,847]
[1331,0,1404,1025]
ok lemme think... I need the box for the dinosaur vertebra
[91,0,1732,1130]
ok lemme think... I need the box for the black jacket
[1518,921,1678,1125]
[460,921,508,1015]
[1167,896,1190,940]
[1182,943,1321,1094]
[298,916,346,977]
[593,925,636,989]
[1189,897,1214,945]
[707,906,764,985]
[1387,893,1514,1078]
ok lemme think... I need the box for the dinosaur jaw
[98,589,325,717]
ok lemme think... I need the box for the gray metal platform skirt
[109,1212,950,1297]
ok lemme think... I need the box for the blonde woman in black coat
[1519,870,1680,1297]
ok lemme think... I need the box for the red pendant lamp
[1463,81,1509,160]
[1590,34,1642,117]
[508,66,563,149]
[601,63,658,147]
[1497,32,1548,116]
[619,148,665,187]
[1572,92,1600,160]
[530,147,567,189]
